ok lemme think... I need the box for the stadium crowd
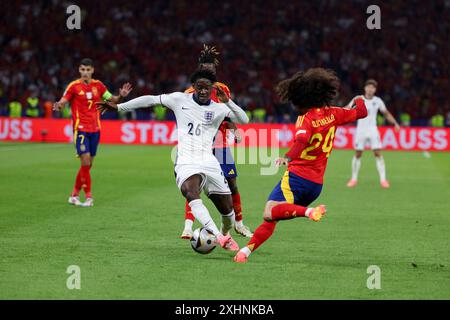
[0,0,448,126]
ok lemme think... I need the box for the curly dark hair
[276,68,340,110]
[190,68,217,84]
[198,44,220,66]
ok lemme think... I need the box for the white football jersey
[160,92,233,165]
[349,95,387,130]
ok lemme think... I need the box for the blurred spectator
[377,114,385,126]
[25,94,39,118]
[152,104,167,121]
[8,101,22,118]
[400,111,411,126]
[245,110,253,123]
[430,112,445,127]
[43,100,53,118]
[253,108,267,123]
[61,105,71,119]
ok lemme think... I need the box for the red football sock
[270,203,308,221]
[185,200,195,221]
[232,193,243,222]
[71,167,83,197]
[80,165,92,198]
[246,220,277,253]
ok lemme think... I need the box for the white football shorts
[354,128,382,150]
[174,161,231,196]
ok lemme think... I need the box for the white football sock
[188,199,220,236]
[376,156,386,181]
[184,219,193,230]
[221,210,236,235]
[240,246,252,257]
[305,208,313,218]
[351,156,361,180]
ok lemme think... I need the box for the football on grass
[190,227,217,254]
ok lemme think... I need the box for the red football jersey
[185,82,232,148]
[287,106,364,184]
[63,79,109,133]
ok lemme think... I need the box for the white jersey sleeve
[224,100,249,124]
[117,95,162,111]
[159,92,185,111]
[117,92,184,112]
[377,97,387,113]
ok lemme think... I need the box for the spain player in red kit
[234,68,368,263]
[181,45,253,238]
[53,58,132,206]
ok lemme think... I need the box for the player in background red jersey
[53,58,132,206]
[181,45,253,239]
[234,68,368,263]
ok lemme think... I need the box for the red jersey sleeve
[97,80,108,97]
[63,83,75,101]
[285,115,313,160]
[331,98,368,126]
[331,107,357,125]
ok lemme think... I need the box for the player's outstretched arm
[96,95,162,114]
[333,97,368,126]
[96,100,119,114]
[381,110,401,131]
[225,100,249,124]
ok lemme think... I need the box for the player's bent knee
[180,188,200,202]
[263,201,279,220]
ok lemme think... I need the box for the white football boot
[234,223,253,237]
[68,196,83,206]
[82,198,94,207]
[180,228,193,239]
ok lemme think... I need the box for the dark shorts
[213,147,237,178]
[268,171,322,206]
[75,131,100,157]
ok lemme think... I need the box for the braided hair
[198,44,220,66]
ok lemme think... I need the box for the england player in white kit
[346,79,400,188]
[96,69,249,251]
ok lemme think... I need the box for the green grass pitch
[0,141,449,299]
